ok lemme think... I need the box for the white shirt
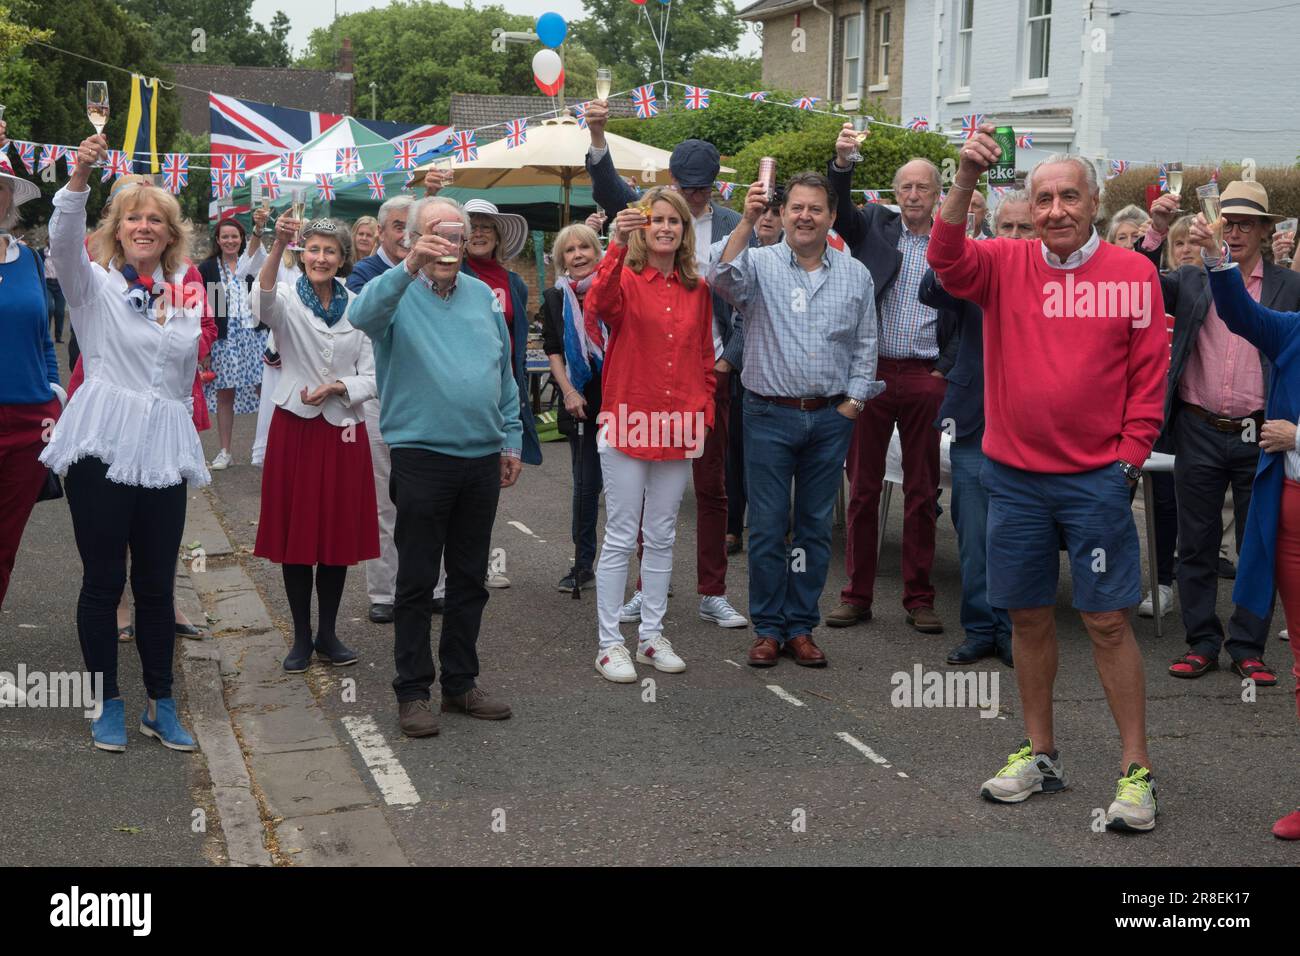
[41,186,209,488]
[253,280,376,425]
[1041,228,1101,270]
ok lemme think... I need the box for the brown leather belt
[752,393,844,411]
[1184,404,1264,433]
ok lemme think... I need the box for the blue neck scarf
[296,274,346,327]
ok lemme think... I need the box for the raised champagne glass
[1277,217,1298,266]
[434,220,464,264]
[1165,161,1183,195]
[288,186,307,252]
[86,81,110,135]
[1197,182,1221,225]
[595,68,612,102]
[847,115,869,164]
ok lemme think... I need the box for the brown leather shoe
[825,602,871,628]
[783,634,828,667]
[907,606,944,634]
[441,686,513,720]
[398,699,439,738]
[747,637,779,667]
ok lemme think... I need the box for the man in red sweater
[927,124,1167,833]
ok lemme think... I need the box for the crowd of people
[2,107,1300,841]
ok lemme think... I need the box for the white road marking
[835,731,890,766]
[341,715,421,806]
[507,520,537,538]
[723,659,742,668]
[897,771,909,778]
[765,684,805,707]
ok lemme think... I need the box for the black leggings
[282,564,347,645]
[65,456,187,701]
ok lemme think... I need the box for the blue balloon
[657,0,671,5]
[537,12,567,48]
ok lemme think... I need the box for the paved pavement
[3,399,1297,867]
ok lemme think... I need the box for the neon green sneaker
[980,739,1067,803]
[1105,763,1158,832]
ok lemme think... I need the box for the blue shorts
[980,459,1141,613]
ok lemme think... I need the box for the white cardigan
[253,279,377,425]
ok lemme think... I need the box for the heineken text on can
[758,156,777,200]
[989,127,1017,186]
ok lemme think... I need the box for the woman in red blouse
[586,186,715,683]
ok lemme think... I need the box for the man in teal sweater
[350,195,522,739]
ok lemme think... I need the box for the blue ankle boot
[92,698,128,752]
[139,698,198,752]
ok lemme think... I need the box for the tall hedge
[1102,164,1300,222]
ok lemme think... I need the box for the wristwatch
[847,397,866,413]
[1117,460,1142,481]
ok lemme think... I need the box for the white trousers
[596,444,691,648]
[363,397,400,605]
[251,364,279,467]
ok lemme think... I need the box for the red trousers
[0,398,60,608]
[841,359,946,611]
[1276,479,1300,720]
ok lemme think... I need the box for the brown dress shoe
[825,602,871,628]
[907,606,944,634]
[748,637,779,667]
[442,686,513,720]
[783,634,828,667]
[398,699,439,738]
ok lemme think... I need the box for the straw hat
[1219,180,1284,221]
[461,198,529,260]
[0,152,40,206]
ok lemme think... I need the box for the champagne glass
[433,220,464,264]
[1196,182,1221,225]
[251,178,263,212]
[595,68,612,101]
[434,155,454,188]
[847,115,869,164]
[1164,161,1183,195]
[86,81,110,135]
[288,186,307,252]
[1277,217,1298,266]
[0,104,6,124]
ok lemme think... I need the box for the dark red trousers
[841,359,945,611]
[0,398,60,608]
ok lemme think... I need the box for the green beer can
[989,126,1017,186]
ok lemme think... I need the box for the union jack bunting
[959,114,985,139]
[257,170,280,200]
[367,172,386,200]
[280,151,302,180]
[504,118,528,149]
[1107,159,1130,180]
[632,85,659,119]
[393,139,420,170]
[221,154,246,189]
[1157,163,1168,191]
[684,86,710,110]
[38,144,59,171]
[451,130,478,163]
[861,189,881,203]
[714,181,735,200]
[315,173,335,201]
[12,141,35,174]
[101,150,132,183]
[161,153,189,194]
[906,116,930,131]
[573,102,589,129]
[1016,133,1033,149]
[335,146,360,175]
[746,91,768,102]
[793,96,819,111]
[211,175,226,200]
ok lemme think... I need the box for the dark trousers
[1173,410,1273,660]
[390,448,500,702]
[693,370,730,596]
[725,374,747,538]
[0,399,59,608]
[568,419,602,572]
[47,279,67,340]
[1151,471,1178,586]
[65,456,187,701]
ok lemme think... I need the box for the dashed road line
[766,684,805,707]
[342,715,421,806]
[723,659,742,668]
[835,731,895,768]
[507,520,538,538]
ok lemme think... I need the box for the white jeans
[251,364,279,467]
[363,398,400,605]
[596,444,691,648]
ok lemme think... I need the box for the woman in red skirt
[255,215,379,673]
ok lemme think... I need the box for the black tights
[282,564,347,646]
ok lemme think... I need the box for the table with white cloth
[835,428,1174,635]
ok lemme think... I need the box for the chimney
[337,36,355,115]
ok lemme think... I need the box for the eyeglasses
[469,222,496,234]
[1221,218,1260,234]
[675,185,711,197]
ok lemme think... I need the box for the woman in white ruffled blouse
[44,133,207,754]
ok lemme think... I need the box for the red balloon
[631,0,648,5]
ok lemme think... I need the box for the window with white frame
[1026,0,1052,81]
[956,0,974,91]
[875,8,891,85]
[842,14,862,101]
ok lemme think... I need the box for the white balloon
[532,48,563,86]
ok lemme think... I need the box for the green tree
[118,0,291,68]
[571,0,742,84]
[688,54,761,94]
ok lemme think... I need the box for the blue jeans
[744,394,857,642]
[949,433,1011,646]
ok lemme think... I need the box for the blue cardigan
[1207,264,1300,619]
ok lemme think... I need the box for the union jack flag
[221,154,246,189]
[162,153,189,194]
[504,118,527,149]
[746,91,768,102]
[38,144,59,171]
[335,146,359,175]
[632,85,658,119]
[315,173,335,201]
[12,141,35,174]
[393,139,420,170]
[257,170,280,200]
[1016,133,1033,149]
[367,172,386,200]
[684,86,710,110]
[280,151,303,179]
[1106,159,1130,180]
[906,116,930,131]
[861,189,881,203]
[451,130,478,164]
[714,181,735,200]
[101,150,132,183]
[211,175,227,200]
[793,96,819,111]
[1157,163,1168,191]
[573,102,589,129]
[959,114,985,139]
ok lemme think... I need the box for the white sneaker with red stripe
[595,644,637,683]
[636,636,685,673]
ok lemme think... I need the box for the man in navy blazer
[918,191,1034,668]
[580,99,749,630]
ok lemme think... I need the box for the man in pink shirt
[1140,181,1300,687]
[928,125,1168,833]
